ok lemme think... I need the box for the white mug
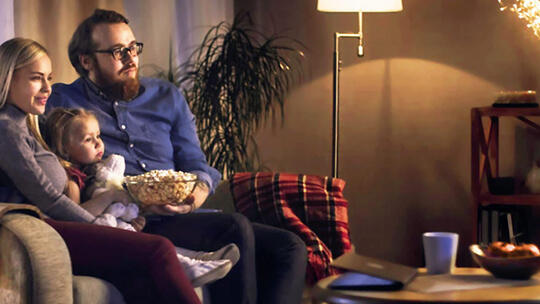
[423,232,459,275]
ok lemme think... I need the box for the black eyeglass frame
[94,42,144,60]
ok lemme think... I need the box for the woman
[0,37,202,304]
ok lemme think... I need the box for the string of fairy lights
[499,0,540,37]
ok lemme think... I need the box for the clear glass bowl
[124,171,198,206]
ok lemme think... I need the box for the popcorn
[124,170,198,205]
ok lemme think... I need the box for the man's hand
[141,202,194,215]
[190,181,210,210]
[140,182,210,215]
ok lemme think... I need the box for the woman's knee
[143,233,178,258]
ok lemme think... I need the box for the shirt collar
[83,76,115,101]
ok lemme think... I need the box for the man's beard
[94,64,140,101]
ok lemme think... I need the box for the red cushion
[230,172,352,284]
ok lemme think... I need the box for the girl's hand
[104,188,133,205]
[81,188,133,216]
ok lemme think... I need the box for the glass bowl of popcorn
[124,170,198,206]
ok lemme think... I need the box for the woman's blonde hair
[0,38,48,109]
[0,38,49,148]
[45,108,98,169]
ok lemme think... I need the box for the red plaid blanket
[230,172,352,285]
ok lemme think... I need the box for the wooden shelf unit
[471,106,540,244]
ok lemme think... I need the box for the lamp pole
[332,11,363,178]
[319,0,403,177]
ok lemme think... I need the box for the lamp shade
[317,0,403,12]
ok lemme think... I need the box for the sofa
[0,181,267,304]
[0,177,336,304]
[0,202,213,304]
[0,203,125,304]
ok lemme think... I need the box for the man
[47,8,307,304]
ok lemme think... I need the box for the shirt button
[141,163,146,168]
[129,143,134,148]
[114,101,119,106]
[121,124,126,130]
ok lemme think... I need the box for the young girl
[45,107,239,287]
[0,37,201,304]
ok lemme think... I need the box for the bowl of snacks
[469,242,540,280]
[124,169,198,206]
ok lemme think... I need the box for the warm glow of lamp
[318,0,403,178]
[317,0,403,13]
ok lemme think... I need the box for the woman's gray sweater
[0,104,94,222]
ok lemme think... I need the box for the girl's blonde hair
[0,38,49,148]
[45,108,98,169]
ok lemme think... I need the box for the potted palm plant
[176,12,305,178]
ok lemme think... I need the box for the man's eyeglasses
[94,42,144,61]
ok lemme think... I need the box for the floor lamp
[317,0,403,178]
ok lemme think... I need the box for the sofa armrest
[0,211,73,304]
[203,180,236,213]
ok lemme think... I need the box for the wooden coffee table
[313,268,540,303]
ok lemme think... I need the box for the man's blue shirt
[47,77,221,193]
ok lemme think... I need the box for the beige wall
[237,0,540,266]
[13,0,124,83]
[14,0,540,267]
[12,0,231,84]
